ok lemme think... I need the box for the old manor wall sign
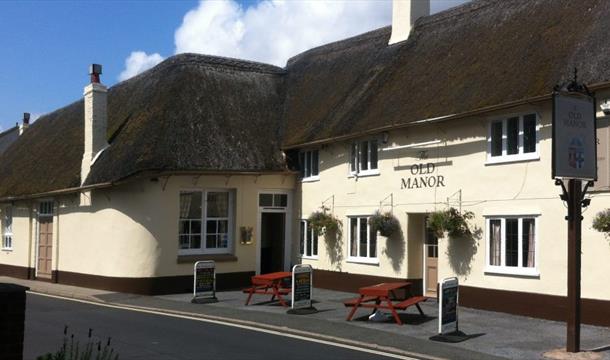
[401,163,446,190]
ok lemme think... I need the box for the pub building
[2,0,610,325]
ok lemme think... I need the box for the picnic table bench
[243,271,292,307]
[343,282,427,325]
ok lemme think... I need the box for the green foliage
[37,326,119,360]
[592,209,610,234]
[427,207,475,239]
[370,211,401,237]
[307,206,342,239]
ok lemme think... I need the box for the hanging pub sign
[192,260,217,304]
[287,264,317,314]
[438,277,459,335]
[552,92,597,180]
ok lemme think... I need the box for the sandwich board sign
[552,92,597,180]
[438,277,459,335]
[288,264,317,314]
[192,260,217,304]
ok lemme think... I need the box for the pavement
[3,276,610,360]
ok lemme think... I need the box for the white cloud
[118,0,470,77]
[174,0,393,67]
[118,51,164,81]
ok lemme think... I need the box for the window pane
[360,141,369,171]
[259,194,273,207]
[312,231,318,256]
[522,219,535,268]
[505,219,518,266]
[206,234,217,248]
[179,235,190,249]
[491,122,503,156]
[273,194,287,207]
[507,117,519,155]
[299,152,305,178]
[300,221,305,255]
[369,224,377,258]
[191,235,201,249]
[180,192,202,219]
[359,218,368,257]
[370,140,378,170]
[523,114,536,153]
[305,151,312,178]
[191,221,201,235]
[206,220,217,234]
[219,234,228,248]
[218,220,228,234]
[350,143,357,172]
[489,219,501,266]
[350,218,358,257]
[207,192,229,217]
[312,150,319,176]
[306,226,312,257]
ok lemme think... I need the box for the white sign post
[287,264,317,315]
[192,260,218,304]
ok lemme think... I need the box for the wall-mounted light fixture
[601,100,610,116]
[382,131,389,144]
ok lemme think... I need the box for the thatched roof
[0,54,287,198]
[0,126,18,157]
[2,0,610,198]
[283,0,610,147]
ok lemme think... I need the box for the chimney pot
[23,113,30,125]
[89,64,103,84]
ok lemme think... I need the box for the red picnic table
[344,282,427,325]
[243,271,292,307]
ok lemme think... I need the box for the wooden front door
[425,225,438,297]
[37,217,53,278]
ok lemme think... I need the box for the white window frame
[486,113,540,164]
[484,215,539,277]
[349,139,379,177]
[347,215,378,265]
[2,206,13,251]
[299,219,318,259]
[178,189,234,255]
[299,149,320,182]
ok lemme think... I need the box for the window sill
[1,248,13,252]
[300,255,319,260]
[346,257,379,265]
[485,153,540,165]
[348,170,380,178]
[484,266,539,278]
[301,176,320,183]
[177,254,238,264]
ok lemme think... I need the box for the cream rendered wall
[0,203,33,269]
[56,174,295,278]
[299,96,610,301]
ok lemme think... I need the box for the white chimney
[19,113,30,135]
[81,64,108,185]
[388,0,430,45]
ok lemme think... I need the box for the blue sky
[0,0,467,132]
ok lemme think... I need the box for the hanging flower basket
[592,209,610,234]
[427,207,474,239]
[370,211,401,237]
[307,206,342,238]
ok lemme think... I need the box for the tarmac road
[23,293,417,360]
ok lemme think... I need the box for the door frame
[35,199,55,279]
[422,214,438,297]
[256,190,292,275]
